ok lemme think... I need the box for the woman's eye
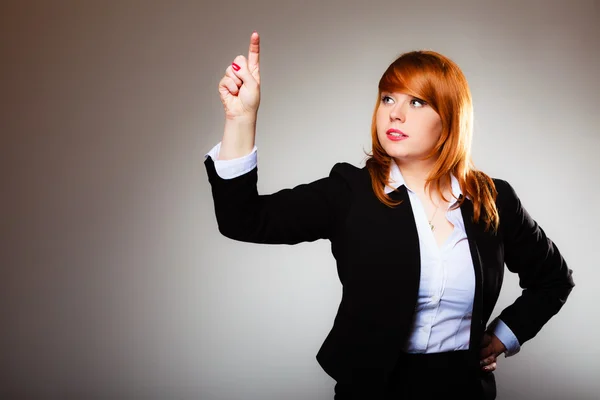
[410,98,427,107]
[381,95,393,104]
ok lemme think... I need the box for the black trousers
[334,350,486,400]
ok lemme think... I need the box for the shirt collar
[384,161,463,200]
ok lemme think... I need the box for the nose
[389,101,406,122]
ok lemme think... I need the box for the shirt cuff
[204,142,258,179]
[490,318,521,357]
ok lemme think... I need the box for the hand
[479,332,506,372]
[218,31,261,121]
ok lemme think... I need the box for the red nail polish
[232,63,240,71]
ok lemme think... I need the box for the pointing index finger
[248,31,260,71]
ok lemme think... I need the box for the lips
[386,128,408,137]
[386,129,408,141]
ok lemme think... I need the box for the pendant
[429,222,435,231]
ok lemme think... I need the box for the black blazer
[205,157,574,395]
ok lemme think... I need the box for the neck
[394,156,438,196]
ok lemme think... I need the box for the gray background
[2,0,598,399]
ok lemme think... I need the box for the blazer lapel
[460,197,486,354]
[380,186,421,328]
[386,184,421,286]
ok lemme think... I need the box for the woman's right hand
[218,32,261,121]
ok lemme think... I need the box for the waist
[396,349,479,370]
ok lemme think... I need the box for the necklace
[428,205,440,231]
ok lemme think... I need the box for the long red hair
[365,50,499,231]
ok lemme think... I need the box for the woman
[205,32,574,399]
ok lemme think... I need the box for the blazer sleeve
[204,155,352,245]
[495,179,575,346]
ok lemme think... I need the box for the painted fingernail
[232,63,241,71]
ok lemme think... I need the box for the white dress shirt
[205,142,520,356]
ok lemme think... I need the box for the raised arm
[207,32,353,245]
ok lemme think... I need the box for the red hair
[365,50,499,231]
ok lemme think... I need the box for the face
[376,91,443,164]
